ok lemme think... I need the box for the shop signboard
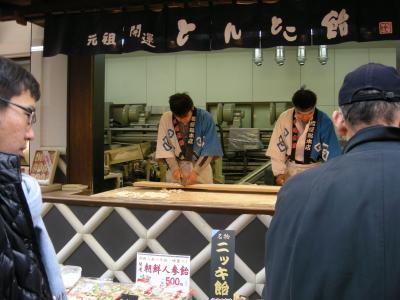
[44,1,400,56]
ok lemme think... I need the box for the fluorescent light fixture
[253,30,263,66]
[297,46,306,66]
[275,46,285,66]
[253,48,263,66]
[318,45,328,65]
[31,45,43,52]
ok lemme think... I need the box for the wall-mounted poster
[30,149,60,185]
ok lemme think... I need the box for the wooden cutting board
[133,181,280,194]
[93,186,276,214]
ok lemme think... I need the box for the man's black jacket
[265,126,400,300]
[0,152,52,299]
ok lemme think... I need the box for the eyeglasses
[0,96,36,126]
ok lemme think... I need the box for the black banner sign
[123,10,166,53]
[43,1,400,57]
[209,229,235,300]
[166,7,211,51]
[44,13,124,56]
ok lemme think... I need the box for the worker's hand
[275,174,287,186]
[172,168,183,182]
[186,170,199,185]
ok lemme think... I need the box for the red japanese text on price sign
[136,252,190,292]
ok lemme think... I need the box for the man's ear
[332,110,348,137]
[395,110,400,128]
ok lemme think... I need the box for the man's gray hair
[340,100,400,128]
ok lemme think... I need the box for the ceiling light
[318,45,328,65]
[31,45,43,52]
[275,46,285,66]
[253,30,263,67]
[297,46,306,66]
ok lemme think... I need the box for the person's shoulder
[197,108,214,121]
[277,107,294,122]
[197,107,210,116]
[317,109,333,122]
[21,173,43,214]
[280,107,294,118]
[316,109,336,130]
[160,111,172,120]
[21,173,40,190]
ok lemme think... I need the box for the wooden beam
[0,0,31,6]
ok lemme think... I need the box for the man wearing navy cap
[263,63,400,300]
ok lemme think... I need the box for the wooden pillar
[67,55,104,193]
[93,56,105,193]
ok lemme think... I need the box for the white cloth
[22,174,67,300]
[267,108,313,177]
[156,111,182,159]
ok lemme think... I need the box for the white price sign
[136,252,191,291]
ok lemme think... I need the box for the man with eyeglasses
[0,56,66,299]
[0,96,36,126]
[266,87,341,185]
[264,63,400,300]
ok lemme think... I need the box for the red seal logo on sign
[379,22,393,34]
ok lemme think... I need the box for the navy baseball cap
[338,63,400,106]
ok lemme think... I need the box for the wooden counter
[41,183,277,299]
[43,185,277,214]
